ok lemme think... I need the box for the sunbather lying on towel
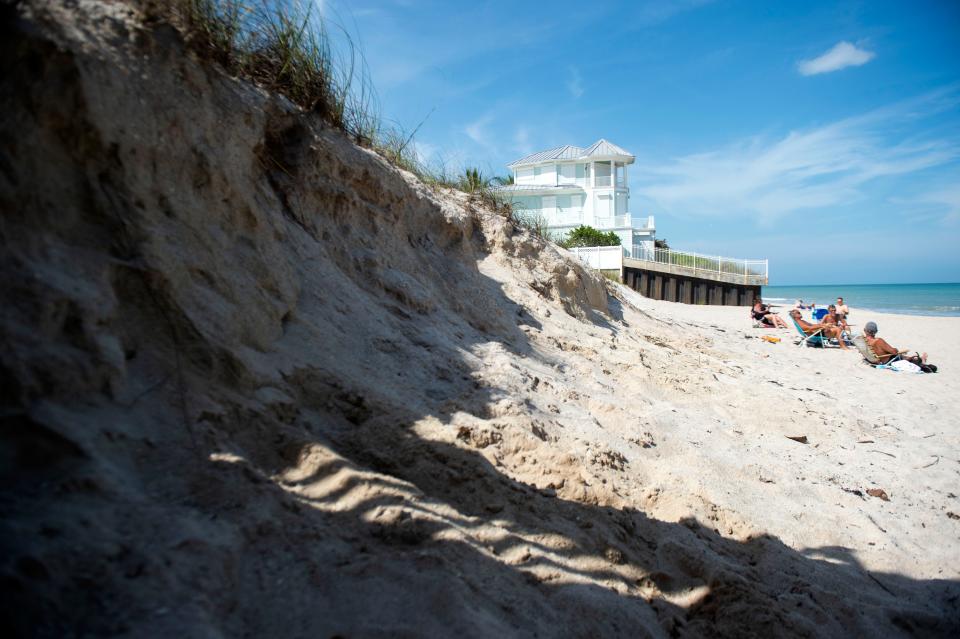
[752,298,788,328]
[863,321,937,371]
[788,309,850,350]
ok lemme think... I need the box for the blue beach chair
[790,316,829,348]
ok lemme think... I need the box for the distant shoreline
[762,282,960,317]
[761,300,960,318]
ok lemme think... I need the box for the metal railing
[630,247,768,283]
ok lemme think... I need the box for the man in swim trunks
[788,309,850,350]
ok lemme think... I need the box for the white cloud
[411,140,438,165]
[798,41,875,76]
[629,0,715,27]
[898,185,960,226]
[635,91,960,223]
[566,66,584,98]
[513,126,533,157]
[464,114,495,149]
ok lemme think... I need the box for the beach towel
[890,360,922,374]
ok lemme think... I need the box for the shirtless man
[863,321,926,365]
[835,297,849,322]
[788,309,849,350]
[822,304,848,331]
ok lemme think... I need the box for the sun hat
[864,321,878,334]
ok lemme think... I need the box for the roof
[493,183,584,192]
[507,139,634,167]
[581,139,632,158]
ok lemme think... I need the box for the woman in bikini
[753,298,788,328]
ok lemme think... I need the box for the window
[512,196,538,213]
[596,193,612,218]
[541,195,556,215]
[560,164,575,183]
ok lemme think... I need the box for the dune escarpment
[2,2,958,638]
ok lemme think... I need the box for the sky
[324,0,960,285]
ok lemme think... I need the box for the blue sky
[329,0,960,285]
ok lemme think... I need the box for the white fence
[630,247,768,283]
[568,246,626,270]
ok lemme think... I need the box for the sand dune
[1,2,957,637]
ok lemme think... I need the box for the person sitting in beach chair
[822,304,849,331]
[788,309,850,350]
[752,298,788,328]
[852,334,902,368]
[862,321,937,372]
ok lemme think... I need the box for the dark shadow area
[1,6,958,638]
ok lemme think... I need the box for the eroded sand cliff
[2,2,958,637]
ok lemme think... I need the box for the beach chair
[790,316,830,348]
[852,335,903,368]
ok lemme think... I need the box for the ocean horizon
[762,282,960,317]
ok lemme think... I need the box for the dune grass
[162,1,514,213]
[172,0,379,142]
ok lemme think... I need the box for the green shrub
[559,226,621,249]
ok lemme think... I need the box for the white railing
[569,246,626,271]
[635,215,654,230]
[630,247,768,283]
[594,214,631,228]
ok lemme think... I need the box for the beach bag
[890,360,922,374]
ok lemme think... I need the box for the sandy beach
[601,293,960,583]
[3,3,958,636]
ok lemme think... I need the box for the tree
[459,167,489,193]
[654,238,670,249]
[559,226,622,248]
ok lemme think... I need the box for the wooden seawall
[622,256,764,306]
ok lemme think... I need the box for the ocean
[762,283,960,317]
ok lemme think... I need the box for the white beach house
[495,139,655,253]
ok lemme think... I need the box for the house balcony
[593,214,631,228]
[591,214,654,230]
